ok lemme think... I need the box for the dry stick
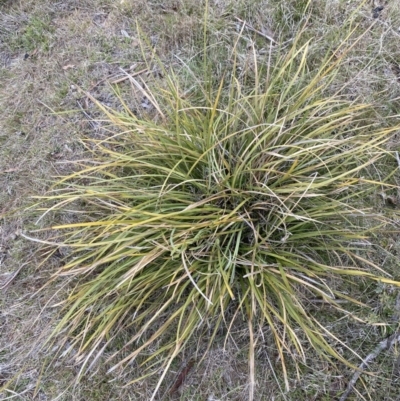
[109,67,148,84]
[0,262,29,290]
[168,358,196,396]
[87,74,119,91]
[86,68,148,90]
[234,17,277,44]
[339,330,400,401]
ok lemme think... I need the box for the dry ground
[2,0,400,400]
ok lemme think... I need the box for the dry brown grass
[1,0,400,400]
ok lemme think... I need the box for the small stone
[372,5,384,18]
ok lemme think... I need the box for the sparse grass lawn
[1,1,400,400]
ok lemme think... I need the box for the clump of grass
[31,22,400,400]
[11,15,54,52]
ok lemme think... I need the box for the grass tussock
[31,21,400,399]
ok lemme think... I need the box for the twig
[309,298,348,304]
[339,330,400,401]
[87,74,119,91]
[0,262,28,290]
[86,68,148,90]
[234,17,277,44]
[109,68,148,84]
[168,358,196,396]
